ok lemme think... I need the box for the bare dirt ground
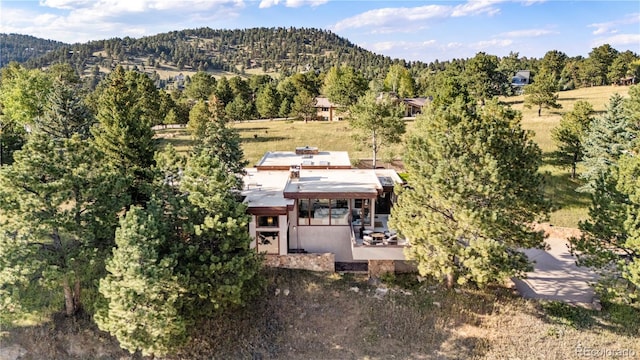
[1,268,638,360]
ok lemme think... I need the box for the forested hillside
[0,34,66,67]
[10,27,410,80]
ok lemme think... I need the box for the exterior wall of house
[295,226,353,262]
[250,214,289,256]
[316,107,334,121]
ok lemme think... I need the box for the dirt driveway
[513,225,600,308]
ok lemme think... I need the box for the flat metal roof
[255,150,352,169]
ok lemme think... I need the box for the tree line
[0,64,262,357]
[1,48,639,356]
[4,27,639,94]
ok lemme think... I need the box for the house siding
[295,226,353,262]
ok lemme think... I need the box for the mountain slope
[5,27,421,80]
[0,34,67,67]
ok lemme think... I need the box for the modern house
[241,146,409,275]
[511,70,531,93]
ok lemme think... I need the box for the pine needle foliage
[390,98,549,287]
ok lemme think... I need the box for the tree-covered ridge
[0,34,67,68]
[15,27,406,79]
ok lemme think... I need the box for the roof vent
[295,146,318,155]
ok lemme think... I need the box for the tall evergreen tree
[570,86,640,302]
[578,94,633,193]
[256,82,280,119]
[187,100,210,139]
[0,134,125,320]
[177,151,262,316]
[194,96,248,176]
[184,71,216,101]
[91,66,161,204]
[96,201,188,357]
[552,100,594,178]
[36,79,94,140]
[389,99,549,287]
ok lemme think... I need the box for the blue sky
[1,0,638,63]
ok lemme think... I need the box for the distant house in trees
[314,95,428,121]
[241,146,409,276]
[402,97,429,117]
[617,76,637,86]
[511,70,531,93]
[314,96,343,121]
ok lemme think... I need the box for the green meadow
[156,85,632,228]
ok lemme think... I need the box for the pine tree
[551,100,594,178]
[36,79,93,140]
[256,82,280,119]
[177,150,263,317]
[0,134,126,320]
[91,66,161,204]
[570,86,640,301]
[187,100,210,139]
[389,99,549,287]
[96,201,188,357]
[193,96,248,176]
[578,94,633,193]
[524,71,561,116]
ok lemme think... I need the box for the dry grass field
[504,85,631,227]
[156,85,633,228]
[3,269,638,359]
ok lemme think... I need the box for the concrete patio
[513,229,600,309]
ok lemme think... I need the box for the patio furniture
[371,232,386,243]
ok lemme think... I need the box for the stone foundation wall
[264,253,335,272]
[368,260,395,277]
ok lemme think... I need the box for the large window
[298,198,350,226]
[352,198,371,226]
[298,199,310,225]
[257,231,279,254]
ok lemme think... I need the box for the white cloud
[332,0,508,33]
[451,0,505,17]
[499,28,557,38]
[472,39,513,49]
[519,0,546,5]
[593,33,640,48]
[332,5,452,31]
[369,40,437,53]
[588,13,640,35]
[259,0,279,8]
[1,1,246,43]
[259,0,328,9]
[40,0,93,10]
